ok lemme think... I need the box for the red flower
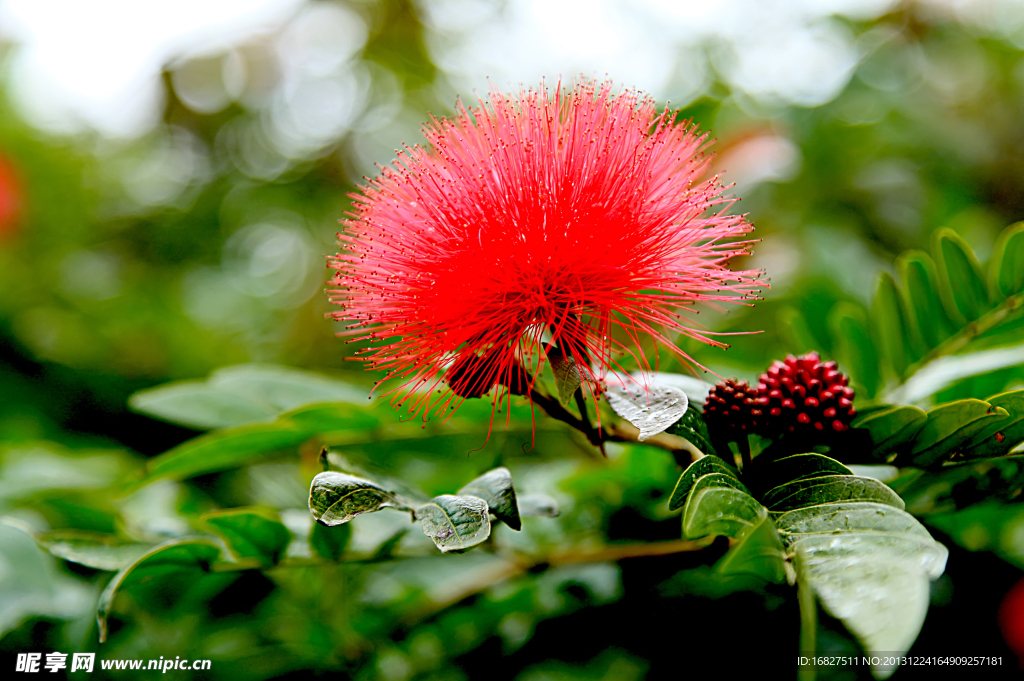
[0,153,23,239]
[328,80,764,422]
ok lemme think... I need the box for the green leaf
[935,229,990,323]
[668,456,739,511]
[792,535,946,679]
[763,475,905,513]
[989,221,1024,299]
[776,501,934,542]
[682,485,764,540]
[872,273,915,379]
[717,514,787,584]
[781,496,948,679]
[962,390,1024,459]
[97,539,222,643]
[203,508,292,566]
[829,302,881,398]
[517,494,560,518]
[666,406,716,455]
[897,251,956,350]
[851,405,927,459]
[549,348,582,404]
[129,384,277,430]
[458,467,521,531]
[605,385,688,441]
[416,495,491,553]
[746,453,853,499]
[309,471,409,526]
[129,364,368,430]
[35,530,151,571]
[144,402,381,482]
[908,399,1009,467]
[309,521,351,561]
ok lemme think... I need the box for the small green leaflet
[203,508,292,566]
[668,455,739,511]
[309,471,409,526]
[416,495,491,553]
[97,540,222,643]
[458,467,521,531]
[666,407,715,455]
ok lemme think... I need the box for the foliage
[3,4,1024,680]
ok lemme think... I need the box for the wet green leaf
[763,475,905,513]
[416,495,491,553]
[746,453,853,499]
[97,539,222,643]
[990,221,1024,299]
[852,405,927,459]
[35,530,151,571]
[309,471,409,526]
[605,385,688,441]
[935,229,990,323]
[682,484,764,540]
[666,407,716,455]
[776,501,933,542]
[718,514,787,584]
[668,456,740,511]
[962,390,1024,459]
[203,508,292,566]
[908,399,1009,467]
[792,534,946,679]
[458,467,521,530]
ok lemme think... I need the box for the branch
[529,388,702,464]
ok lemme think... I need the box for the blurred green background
[2,0,1024,678]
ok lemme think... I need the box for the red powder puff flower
[328,80,764,423]
[0,153,23,239]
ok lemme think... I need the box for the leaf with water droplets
[309,471,409,526]
[745,453,853,499]
[682,478,762,540]
[908,399,1008,466]
[416,495,491,553]
[458,467,520,530]
[667,407,716,456]
[763,475,905,514]
[606,385,688,441]
[852,405,927,460]
[668,455,739,511]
